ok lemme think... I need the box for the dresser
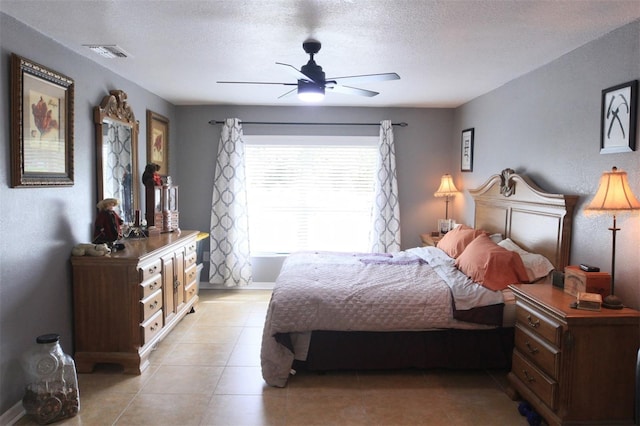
[507,283,640,425]
[71,230,199,374]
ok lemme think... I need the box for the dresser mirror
[94,90,139,223]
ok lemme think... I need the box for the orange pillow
[437,225,487,258]
[455,233,530,291]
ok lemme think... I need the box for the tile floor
[16,289,531,426]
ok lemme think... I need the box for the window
[244,135,377,254]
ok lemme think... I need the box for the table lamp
[434,174,459,234]
[585,166,640,309]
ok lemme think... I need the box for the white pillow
[489,233,503,243]
[498,238,555,281]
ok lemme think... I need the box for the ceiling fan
[217,39,400,102]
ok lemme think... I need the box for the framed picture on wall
[10,53,75,187]
[146,110,170,174]
[600,80,637,154]
[461,128,474,172]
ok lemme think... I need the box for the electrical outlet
[203,251,210,262]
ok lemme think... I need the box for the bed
[261,168,577,387]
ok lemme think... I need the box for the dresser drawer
[516,303,562,346]
[512,350,558,410]
[514,324,560,379]
[140,274,162,299]
[140,259,162,281]
[141,310,163,346]
[140,289,163,321]
[185,251,197,269]
[185,240,197,255]
[184,280,198,303]
[185,263,197,286]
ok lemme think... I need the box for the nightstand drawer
[512,350,558,410]
[514,324,560,379]
[516,302,562,346]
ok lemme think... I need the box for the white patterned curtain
[370,120,401,253]
[209,118,253,287]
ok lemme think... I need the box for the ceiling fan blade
[217,81,297,86]
[328,84,379,97]
[328,72,400,85]
[278,88,298,99]
[275,62,316,83]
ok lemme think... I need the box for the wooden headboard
[468,169,578,270]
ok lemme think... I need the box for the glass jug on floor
[21,334,79,424]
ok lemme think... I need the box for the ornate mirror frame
[94,90,139,223]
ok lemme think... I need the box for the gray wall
[451,20,640,308]
[0,13,176,415]
[175,106,454,281]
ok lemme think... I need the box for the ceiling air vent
[83,45,131,59]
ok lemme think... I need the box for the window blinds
[244,136,377,254]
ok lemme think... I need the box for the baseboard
[199,281,274,290]
[1,401,25,426]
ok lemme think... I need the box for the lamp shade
[585,167,640,214]
[434,174,459,197]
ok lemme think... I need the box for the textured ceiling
[2,0,639,107]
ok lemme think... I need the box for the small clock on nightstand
[420,232,443,247]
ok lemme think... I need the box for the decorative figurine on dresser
[93,198,123,244]
[143,164,179,233]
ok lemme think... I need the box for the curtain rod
[208,120,408,127]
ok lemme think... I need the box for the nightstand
[420,233,442,247]
[507,283,640,426]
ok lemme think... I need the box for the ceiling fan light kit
[298,82,325,102]
[217,39,400,102]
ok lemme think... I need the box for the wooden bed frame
[292,169,578,373]
[469,168,577,270]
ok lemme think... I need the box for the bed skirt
[291,327,515,372]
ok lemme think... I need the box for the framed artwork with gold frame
[10,53,75,187]
[146,110,169,175]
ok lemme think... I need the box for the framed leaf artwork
[147,110,169,175]
[10,53,75,187]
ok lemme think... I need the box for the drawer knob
[525,341,539,355]
[150,322,159,332]
[522,369,536,383]
[526,315,540,328]
[149,301,158,309]
[148,265,158,274]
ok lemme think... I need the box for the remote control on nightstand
[579,264,600,272]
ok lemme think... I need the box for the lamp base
[602,294,624,310]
